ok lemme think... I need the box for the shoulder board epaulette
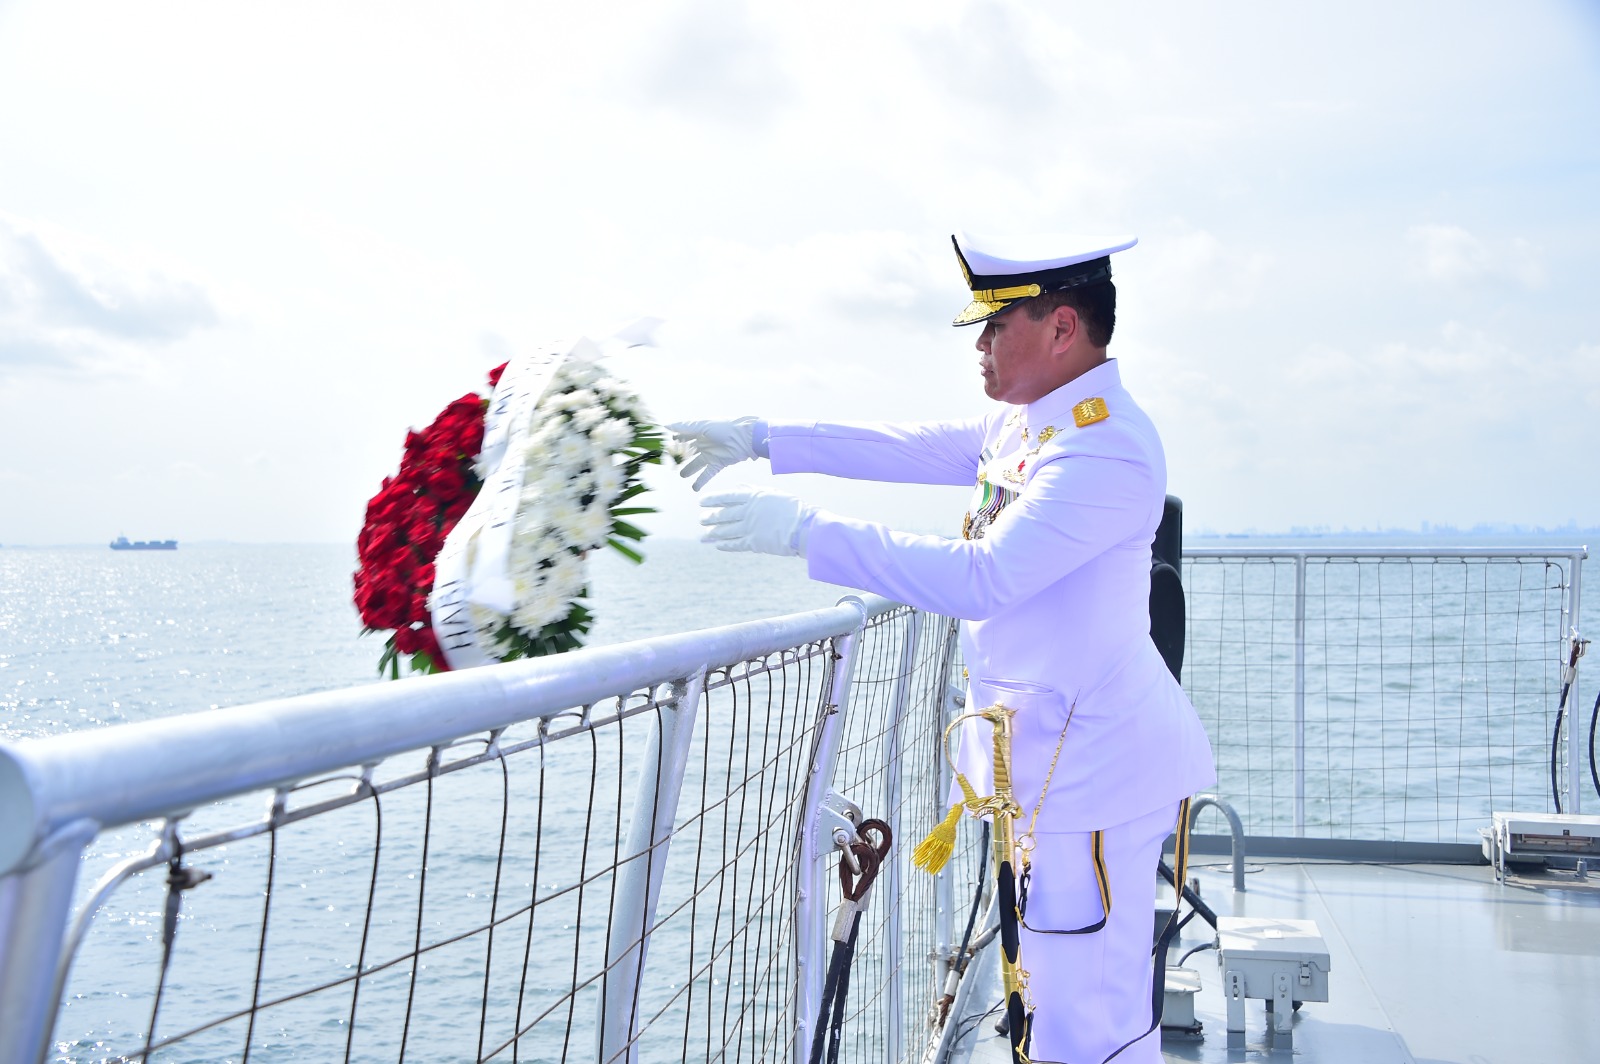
[1072,397,1109,428]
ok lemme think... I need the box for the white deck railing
[0,596,979,1064]
[1183,547,1588,844]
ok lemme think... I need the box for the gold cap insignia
[1072,397,1109,428]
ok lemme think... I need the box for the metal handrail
[0,594,897,879]
[1186,545,1589,559]
[1189,794,1247,893]
[0,593,905,1064]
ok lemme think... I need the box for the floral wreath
[354,341,662,676]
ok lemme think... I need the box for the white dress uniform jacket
[768,360,1215,832]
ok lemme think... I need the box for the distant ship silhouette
[110,536,178,551]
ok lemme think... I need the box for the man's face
[974,304,1058,405]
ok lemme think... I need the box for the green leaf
[377,641,398,679]
[611,506,655,517]
[612,520,647,541]
[607,537,645,563]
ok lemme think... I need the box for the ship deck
[952,851,1600,1064]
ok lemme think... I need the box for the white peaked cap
[950,232,1138,326]
[955,233,1138,276]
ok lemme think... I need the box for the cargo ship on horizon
[108,536,177,551]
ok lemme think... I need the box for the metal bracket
[1272,971,1294,1042]
[1225,968,1246,1036]
[816,791,864,871]
[1563,628,1589,685]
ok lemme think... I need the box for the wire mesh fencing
[16,599,976,1064]
[1183,549,1587,844]
[807,609,985,1064]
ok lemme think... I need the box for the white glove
[700,489,817,558]
[667,417,766,491]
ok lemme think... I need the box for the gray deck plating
[950,856,1600,1064]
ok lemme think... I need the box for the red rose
[360,577,407,631]
[407,516,440,552]
[355,373,491,674]
[409,589,431,623]
[417,627,448,670]
[426,464,466,499]
[441,495,473,528]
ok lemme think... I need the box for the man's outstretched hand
[699,489,817,558]
[667,417,766,491]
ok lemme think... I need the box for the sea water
[0,541,848,1063]
[2,537,1594,1061]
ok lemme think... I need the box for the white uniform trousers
[1018,800,1179,1064]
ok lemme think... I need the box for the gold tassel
[912,774,979,874]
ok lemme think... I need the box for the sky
[1,0,1597,545]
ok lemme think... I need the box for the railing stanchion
[0,817,97,1064]
[1567,552,1585,815]
[1294,554,1308,838]
[597,668,706,1064]
[931,620,961,1049]
[881,611,922,1062]
[792,598,869,1064]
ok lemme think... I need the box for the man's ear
[1050,304,1080,353]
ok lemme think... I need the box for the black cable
[1550,638,1584,813]
[1589,686,1600,800]
[1177,941,1217,966]
[949,999,1005,1051]
[344,780,382,1064]
[816,913,863,1064]
[1156,859,1217,930]
[241,824,277,1064]
[1552,705,1567,813]
[139,846,195,1064]
[954,822,991,977]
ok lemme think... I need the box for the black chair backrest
[1149,495,1184,681]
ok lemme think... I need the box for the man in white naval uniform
[671,233,1215,1063]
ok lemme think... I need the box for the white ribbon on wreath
[430,319,660,669]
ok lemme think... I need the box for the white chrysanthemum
[591,417,634,451]
[610,389,646,418]
[566,360,604,388]
[561,388,599,412]
[526,471,574,510]
[544,493,582,541]
[593,463,624,504]
[513,524,557,561]
[570,504,611,550]
[572,405,606,431]
[560,473,592,505]
[512,585,568,634]
[531,405,568,431]
[545,554,586,598]
[555,429,591,470]
[468,602,507,637]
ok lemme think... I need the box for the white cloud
[1406,224,1545,288]
[0,214,217,373]
[1136,228,1273,314]
[628,1,793,129]
[689,230,948,332]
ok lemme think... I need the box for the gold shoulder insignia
[1072,397,1109,428]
